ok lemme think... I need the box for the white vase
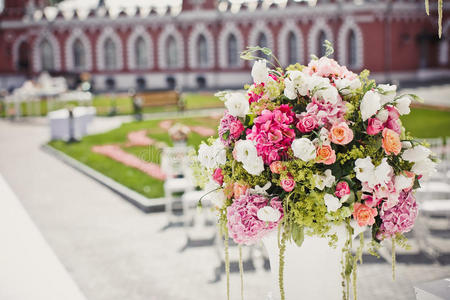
[262,224,359,300]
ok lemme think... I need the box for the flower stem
[239,245,244,300]
[278,230,287,300]
[224,228,230,300]
[392,238,396,281]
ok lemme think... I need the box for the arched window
[17,42,30,71]
[347,30,357,68]
[197,34,208,68]
[257,33,268,60]
[135,36,148,68]
[166,35,178,68]
[104,38,117,70]
[73,39,85,70]
[288,31,297,65]
[40,39,54,71]
[227,34,238,67]
[318,30,327,57]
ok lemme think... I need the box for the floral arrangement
[195,44,437,300]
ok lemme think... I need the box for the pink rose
[280,176,296,192]
[353,203,378,227]
[316,144,336,165]
[213,168,224,186]
[367,118,384,135]
[329,122,354,145]
[385,118,401,134]
[386,105,400,121]
[229,120,244,138]
[362,193,382,208]
[296,115,318,133]
[335,181,350,198]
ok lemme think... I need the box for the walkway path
[0,118,449,300]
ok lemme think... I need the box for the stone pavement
[0,118,449,300]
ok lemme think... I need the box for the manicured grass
[401,107,450,138]
[48,116,219,199]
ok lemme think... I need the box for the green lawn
[48,116,219,199]
[401,107,450,138]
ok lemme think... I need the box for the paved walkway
[0,118,449,300]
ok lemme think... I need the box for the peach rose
[270,161,285,174]
[353,203,378,227]
[233,183,248,199]
[382,128,401,155]
[316,144,336,165]
[329,122,354,145]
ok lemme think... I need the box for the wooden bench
[135,90,184,111]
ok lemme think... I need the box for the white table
[48,107,96,141]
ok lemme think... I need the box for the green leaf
[291,223,304,247]
[406,93,425,103]
[244,114,256,127]
[323,40,334,57]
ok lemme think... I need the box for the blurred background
[0,0,449,300]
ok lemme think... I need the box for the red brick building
[0,0,448,91]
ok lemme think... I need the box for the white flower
[204,180,226,208]
[394,174,414,191]
[242,156,265,176]
[360,90,382,121]
[292,138,317,162]
[235,140,258,163]
[306,75,329,92]
[354,157,375,183]
[395,95,411,115]
[251,60,270,84]
[314,169,335,191]
[257,206,281,222]
[376,109,389,123]
[402,141,413,149]
[284,78,297,99]
[197,140,226,169]
[284,71,309,99]
[224,92,249,118]
[373,158,393,187]
[318,127,330,145]
[378,84,397,104]
[402,145,432,163]
[335,78,362,95]
[324,194,342,212]
[412,158,437,180]
[317,85,339,105]
[211,139,227,166]
[250,182,271,195]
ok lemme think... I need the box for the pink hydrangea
[304,57,358,80]
[304,97,347,128]
[219,112,244,146]
[227,195,283,245]
[246,105,296,164]
[378,191,418,238]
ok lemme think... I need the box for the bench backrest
[136,90,179,107]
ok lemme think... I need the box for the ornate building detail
[188,23,215,69]
[278,20,304,66]
[65,28,93,71]
[96,27,123,71]
[308,18,334,59]
[158,24,184,69]
[127,25,153,70]
[32,30,62,72]
[337,18,364,70]
[218,22,245,69]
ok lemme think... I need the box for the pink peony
[378,191,418,237]
[227,195,283,245]
[353,203,378,227]
[335,181,350,198]
[280,176,296,192]
[213,168,224,186]
[367,118,384,135]
[329,122,354,145]
[296,114,318,133]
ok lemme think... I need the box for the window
[257,33,269,60]
[318,30,327,57]
[197,34,208,68]
[347,30,357,68]
[135,36,148,68]
[73,39,86,70]
[104,38,117,70]
[166,35,178,68]
[227,34,238,67]
[288,31,297,65]
[17,42,30,71]
[40,39,54,71]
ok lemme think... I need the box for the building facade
[0,0,449,92]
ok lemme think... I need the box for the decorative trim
[32,30,62,72]
[127,25,153,70]
[65,28,93,71]
[218,22,244,69]
[188,23,215,69]
[438,20,450,66]
[96,27,124,71]
[12,34,29,71]
[337,18,364,70]
[278,19,304,66]
[248,21,275,52]
[307,18,334,59]
[158,24,184,69]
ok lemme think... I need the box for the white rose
[354,157,375,184]
[318,127,330,144]
[378,84,397,104]
[394,174,414,192]
[224,92,249,118]
[360,90,382,121]
[324,194,342,212]
[204,180,226,208]
[292,138,317,162]
[242,156,265,176]
[412,158,437,180]
[395,95,411,115]
[251,60,270,84]
[317,85,339,105]
[198,143,216,169]
[284,71,309,99]
[235,140,258,163]
[306,75,329,92]
[372,158,393,187]
[402,145,432,162]
[376,109,389,123]
[257,206,281,222]
[284,78,297,99]
[335,78,361,95]
[313,169,335,191]
[211,139,227,166]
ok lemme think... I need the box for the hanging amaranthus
[425,0,444,38]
